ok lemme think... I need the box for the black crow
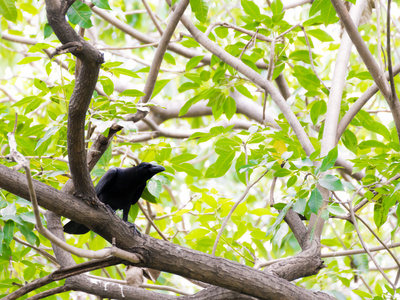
[63,162,165,234]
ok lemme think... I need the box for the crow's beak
[151,165,165,174]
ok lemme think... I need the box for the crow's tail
[63,221,90,234]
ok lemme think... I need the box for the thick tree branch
[331,0,400,142]
[0,164,333,300]
[321,0,366,155]
[46,0,104,199]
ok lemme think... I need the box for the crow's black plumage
[63,162,165,234]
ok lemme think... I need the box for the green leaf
[185,228,209,240]
[358,140,389,150]
[67,1,93,28]
[319,175,345,191]
[205,151,235,178]
[241,0,261,20]
[19,225,38,245]
[271,0,283,15]
[307,29,334,42]
[215,27,229,38]
[352,290,372,298]
[156,143,172,161]
[172,163,202,177]
[3,220,14,245]
[109,68,140,78]
[44,24,53,39]
[252,238,269,258]
[250,208,276,217]
[309,0,324,16]
[119,89,146,97]
[310,100,327,125]
[20,3,38,15]
[235,84,253,99]
[274,168,291,177]
[164,52,176,65]
[347,71,373,81]
[178,82,200,93]
[98,145,112,167]
[25,97,44,114]
[293,65,321,91]
[147,178,162,198]
[200,70,210,81]
[321,0,337,25]
[356,110,391,141]
[308,188,323,214]
[272,62,285,80]
[17,57,42,65]
[141,186,157,204]
[152,79,170,99]
[0,0,17,21]
[36,126,59,150]
[186,56,204,71]
[342,129,357,154]
[215,137,240,155]
[223,96,236,120]
[92,0,111,10]
[287,175,297,188]
[179,95,202,116]
[319,147,338,173]
[201,194,217,208]
[190,0,208,23]
[289,50,318,65]
[310,0,337,25]
[170,153,197,164]
[293,198,307,216]
[266,201,293,237]
[374,199,387,229]
[99,76,114,96]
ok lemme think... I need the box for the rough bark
[0,164,334,300]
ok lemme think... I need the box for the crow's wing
[131,183,146,206]
[95,168,119,196]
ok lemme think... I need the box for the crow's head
[135,162,165,180]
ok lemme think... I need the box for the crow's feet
[127,222,141,236]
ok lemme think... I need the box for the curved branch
[46,0,104,198]
[336,63,400,142]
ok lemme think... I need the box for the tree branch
[46,0,104,199]
[0,163,334,300]
[331,0,400,142]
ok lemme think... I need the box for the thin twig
[387,0,397,100]
[348,188,395,288]
[263,39,275,125]
[212,169,269,255]
[13,236,59,265]
[275,22,301,39]
[239,29,259,59]
[205,22,274,42]
[137,201,169,241]
[300,25,329,91]
[142,0,164,35]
